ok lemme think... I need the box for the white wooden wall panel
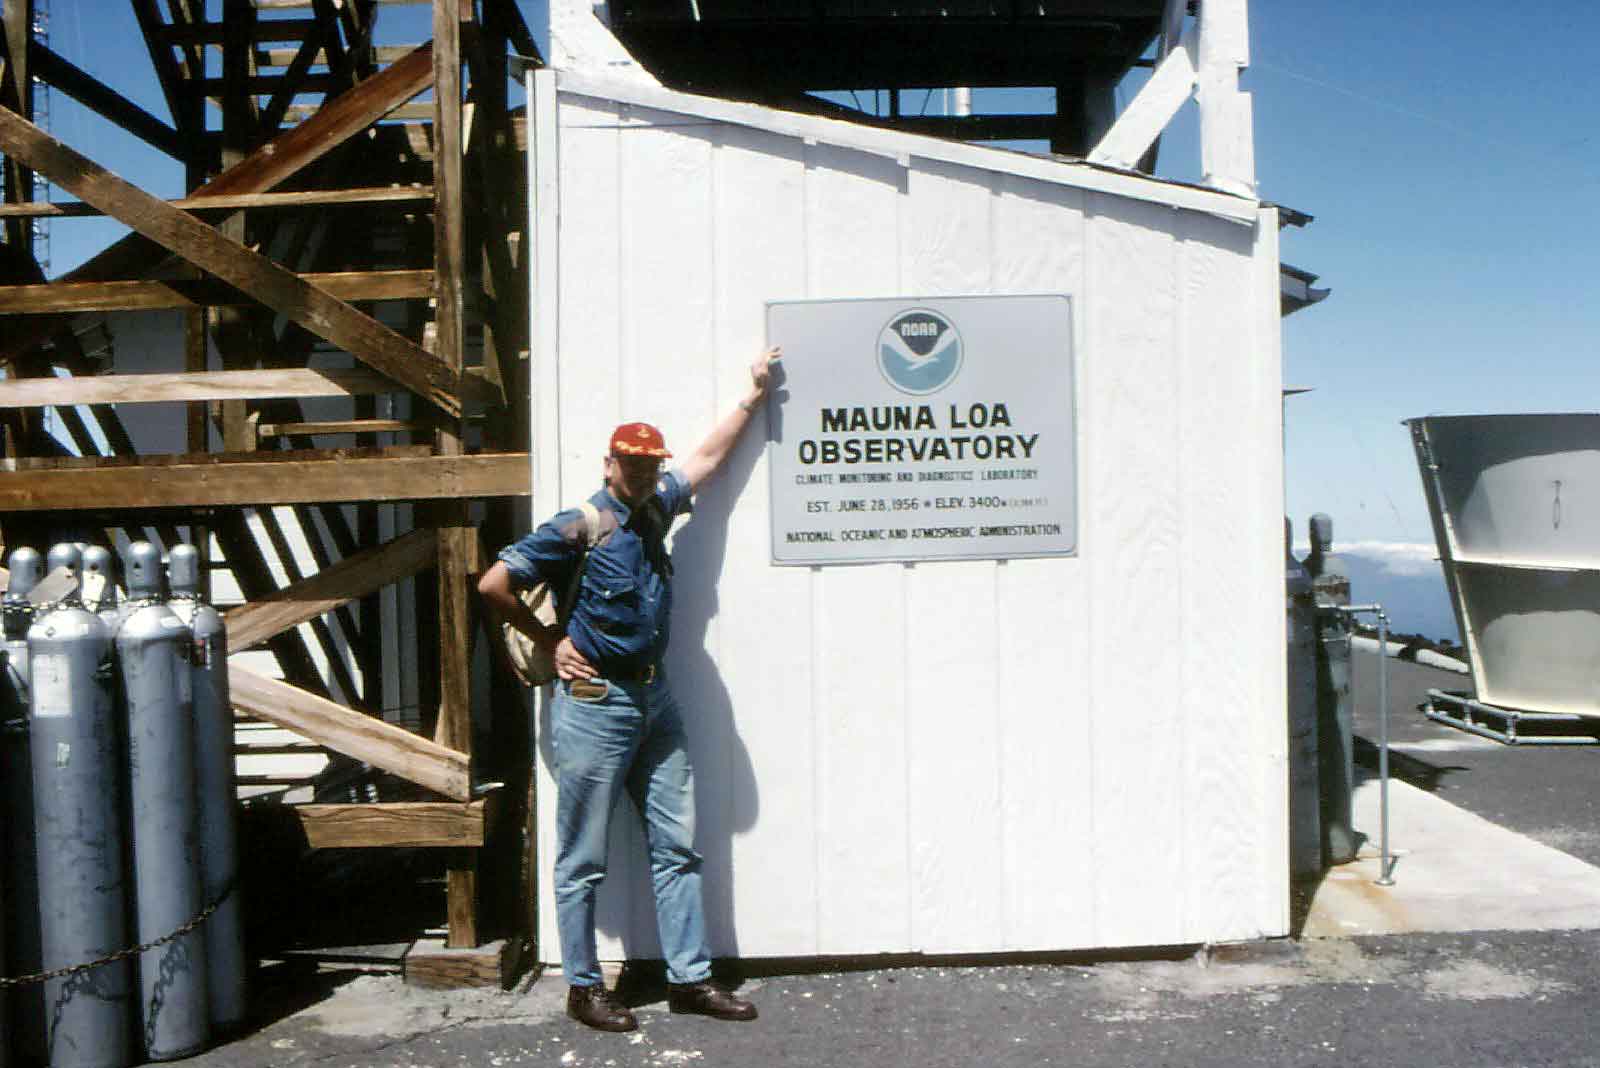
[703,125,817,956]
[900,160,1004,953]
[802,146,914,953]
[1250,208,1291,936]
[1174,211,1270,941]
[608,105,723,959]
[536,94,626,963]
[989,176,1096,949]
[540,90,1287,967]
[1083,195,1187,947]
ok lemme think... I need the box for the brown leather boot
[667,980,758,1021]
[567,984,638,1032]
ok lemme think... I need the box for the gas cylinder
[27,572,132,1068]
[1,547,43,1064]
[117,542,209,1060]
[80,546,122,635]
[166,544,246,1033]
[45,541,82,583]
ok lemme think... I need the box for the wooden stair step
[155,17,320,45]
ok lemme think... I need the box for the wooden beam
[27,42,185,159]
[0,186,434,218]
[1,0,33,249]
[257,419,423,438]
[214,509,330,696]
[291,800,490,848]
[249,499,365,705]
[195,72,345,96]
[224,527,436,653]
[261,16,332,135]
[436,0,478,953]
[0,367,414,407]
[0,268,435,314]
[433,0,472,754]
[0,451,532,510]
[1088,22,1197,171]
[204,41,433,197]
[0,269,434,313]
[154,17,318,46]
[0,365,502,408]
[0,40,436,369]
[403,937,518,990]
[257,44,414,67]
[230,665,470,800]
[0,104,465,418]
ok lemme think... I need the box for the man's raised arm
[680,346,782,491]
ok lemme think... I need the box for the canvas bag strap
[556,500,603,630]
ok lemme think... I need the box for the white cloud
[1293,540,1442,578]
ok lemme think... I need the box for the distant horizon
[1292,538,1457,645]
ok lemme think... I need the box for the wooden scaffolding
[0,0,540,986]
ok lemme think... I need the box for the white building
[526,0,1290,964]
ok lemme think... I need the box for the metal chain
[0,886,231,989]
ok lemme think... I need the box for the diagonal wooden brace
[0,41,436,365]
[0,102,464,419]
[231,665,471,801]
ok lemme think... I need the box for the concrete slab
[1302,776,1600,937]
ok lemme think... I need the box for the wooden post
[434,0,477,950]
[2,0,34,249]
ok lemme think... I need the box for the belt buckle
[642,663,657,685]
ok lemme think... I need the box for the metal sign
[766,295,1076,565]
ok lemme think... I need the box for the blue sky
[25,1,1597,563]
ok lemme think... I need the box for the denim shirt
[498,469,692,676]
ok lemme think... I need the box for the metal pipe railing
[1340,604,1395,886]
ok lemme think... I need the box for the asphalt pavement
[172,648,1600,1068]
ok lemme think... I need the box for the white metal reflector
[1409,414,1600,716]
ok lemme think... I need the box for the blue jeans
[551,671,712,987]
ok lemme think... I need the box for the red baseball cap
[609,422,673,458]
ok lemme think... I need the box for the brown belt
[603,662,657,685]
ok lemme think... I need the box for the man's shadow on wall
[533,417,766,980]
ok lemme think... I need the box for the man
[478,346,780,1032]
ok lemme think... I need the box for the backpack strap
[556,500,604,630]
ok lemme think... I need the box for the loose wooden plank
[292,800,489,848]
[0,367,411,407]
[0,269,433,313]
[225,527,436,653]
[0,452,532,510]
[0,104,463,418]
[230,664,470,800]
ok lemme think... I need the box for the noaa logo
[877,309,962,396]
